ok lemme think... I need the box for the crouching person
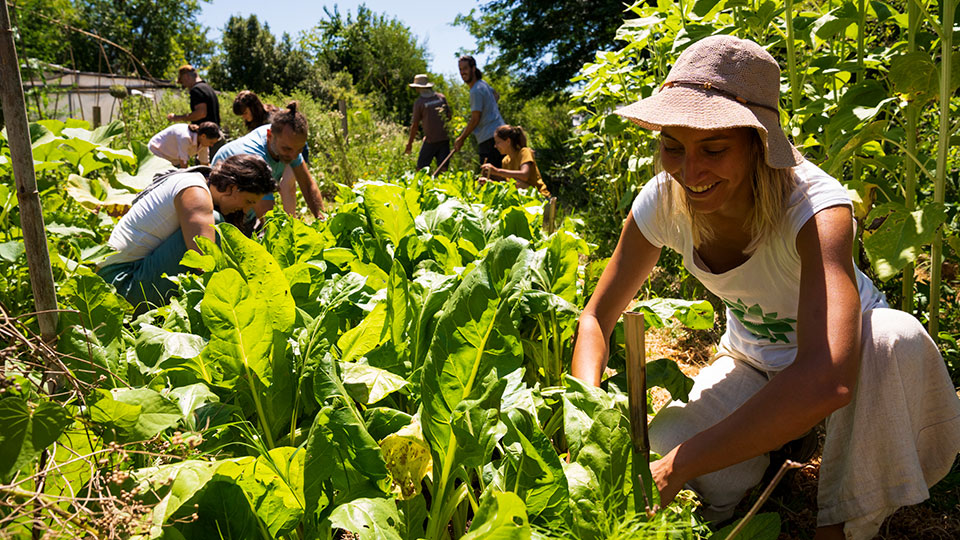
[98,154,276,313]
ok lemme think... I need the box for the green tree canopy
[455,0,627,98]
[8,0,77,68]
[207,14,315,96]
[66,0,214,79]
[302,5,431,123]
[9,0,211,80]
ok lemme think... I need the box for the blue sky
[197,0,491,78]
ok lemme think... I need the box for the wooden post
[92,105,101,128]
[623,311,653,513]
[542,196,558,235]
[338,98,348,144]
[0,2,59,342]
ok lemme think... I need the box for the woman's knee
[862,308,937,357]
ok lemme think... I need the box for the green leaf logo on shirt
[722,298,796,344]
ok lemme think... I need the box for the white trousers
[648,309,960,540]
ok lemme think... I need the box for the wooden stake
[431,147,457,178]
[338,98,348,143]
[0,2,59,342]
[542,196,558,235]
[623,311,653,513]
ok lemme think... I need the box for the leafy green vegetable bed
[0,120,784,539]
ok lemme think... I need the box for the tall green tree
[302,5,430,122]
[207,14,315,95]
[8,0,76,68]
[66,0,214,79]
[455,0,627,98]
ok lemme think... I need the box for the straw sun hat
[615,34,802,169]
[408,74,434,89]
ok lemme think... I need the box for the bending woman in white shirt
[98,154,276,312]
[148,122,222,168]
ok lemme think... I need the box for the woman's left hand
[650,448,686,507]
[480,163,495,176]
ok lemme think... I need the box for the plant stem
[247,374,276,450]
[902,0,920,313]
[856,0,866,80]
[785,0,800,112]
[929,0,954,337]
[424,436,458,540]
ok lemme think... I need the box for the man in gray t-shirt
[453,55,505,168]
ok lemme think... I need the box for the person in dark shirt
[167,65,220,126]
[404,74,452,172]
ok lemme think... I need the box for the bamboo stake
[431,147,457,178]
[724,460,804,540]
[623,311,654,514]
[929,0,954,337]
[542,196,558,235]
[0,1,59,342]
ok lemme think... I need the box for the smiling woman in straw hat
[571,34,960,540]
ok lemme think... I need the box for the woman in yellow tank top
[479,125,551,197]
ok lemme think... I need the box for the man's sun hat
[408,74,434,89]
[615,34,802,169]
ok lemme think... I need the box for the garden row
[0,120,753,539]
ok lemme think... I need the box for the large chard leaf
[460,491,531,540]
[0,398,73,482]
[632,297,714,330]
[647,358,694,403]
[115,141,177,192]
[304,402,391,523]
[133,459,227,538]
[564,462,605,540]
[341,362,409,404]
[167,383,219,429]
[708,512,781,540]
[362,181,418,247]
[199,268,273,386]
[531,230,586,304]
[499,408,569,525]
[134,324,205,369]
[863,202,947,280]
[338,302,387,362]
[420,237,531,456]
[65,174,135,215]
[329,498,403,540]
[284,262,328,317]
[90,388,181,441]
[576,409,632,514]
[57,325,123,386]
[59,270,129,352]
[218,225,296,335]
[222,447,306,538]
[562,376,627,460]
[262,216,326,268]
[409,271,460,374]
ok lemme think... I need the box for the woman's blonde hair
[656,129,796,251]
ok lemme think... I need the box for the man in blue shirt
[212,102,325,219]
[453,55,506,168]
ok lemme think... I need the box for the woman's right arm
[174,186,216,259]
[571,212,661,386]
